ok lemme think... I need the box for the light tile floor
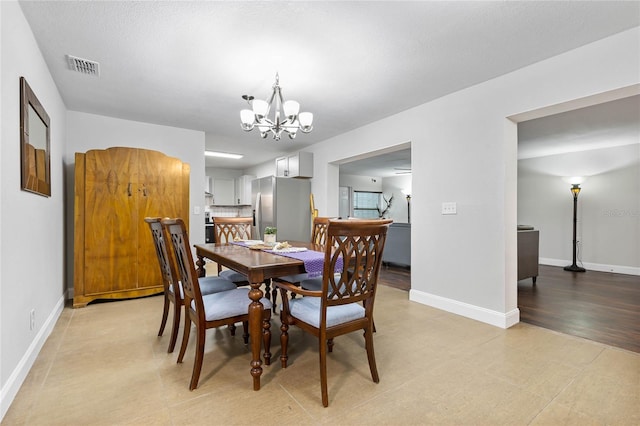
[4,284,639,425]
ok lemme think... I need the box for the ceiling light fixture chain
[240,73,313,141]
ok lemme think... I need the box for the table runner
[264,249,343,278]
[229,241,342,277]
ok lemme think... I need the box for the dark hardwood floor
[518,265,640,353]
[378,264,639,353]
[379,264,411,291]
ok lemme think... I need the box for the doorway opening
[336,143,412,290]
[512,87,640,351]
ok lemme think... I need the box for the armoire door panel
[137,150,185,287]
[83,148,138,293]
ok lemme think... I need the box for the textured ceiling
[18,1,640,172]
[518,95,640,160]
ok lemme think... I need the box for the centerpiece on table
[263,226,277,244]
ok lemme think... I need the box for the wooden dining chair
[272,216,332,297]
[161,218,272,390]
[212,217,253,285]
[213,216,277,314]
[144,217,236,353]
[274,218,392,407]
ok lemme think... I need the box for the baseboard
[540,258,640,276]
[0,295,65,421]
[409,289,520,329]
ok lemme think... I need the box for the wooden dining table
[194,241,322,391]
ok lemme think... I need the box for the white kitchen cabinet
[212,178,235,205]
[275,151,313,178]
[235,174,255,205]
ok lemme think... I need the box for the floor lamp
[564,183,586,272]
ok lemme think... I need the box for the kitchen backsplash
[206,205,252,218]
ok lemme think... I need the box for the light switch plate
[442,202,457,215]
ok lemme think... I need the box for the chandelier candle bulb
[253,100,269,118]
[283,100,300,119]
[298,112,313,131]
[240,110,254,130]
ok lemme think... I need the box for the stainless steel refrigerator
[251,176,311,242]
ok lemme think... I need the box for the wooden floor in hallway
[518,265,640,353]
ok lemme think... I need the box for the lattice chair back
[162,218,204,321]
[213,217,253,243]
[321,219,392,312]
[311,216,331,248]
[145,217,179,298]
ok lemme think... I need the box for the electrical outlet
[442,202,457,215]
[30,309,35,331]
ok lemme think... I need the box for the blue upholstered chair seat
[300,277,323,291]
[219,269,248,283]
[287,296,364,328]
[199,276,237,294]
[169,276,236,299]
[192,288,273,322]
[300,273,343,292]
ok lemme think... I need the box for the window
[353,191,381,219]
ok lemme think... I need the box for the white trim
[0,295,65,421]
[540,258,640,276]
[409,289,520,329]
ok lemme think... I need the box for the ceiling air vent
[67,55,100,77]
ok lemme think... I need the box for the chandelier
[240,73,313,141]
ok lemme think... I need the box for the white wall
[244,157,276,179]
[339,174,382,192]
[65,111,206,295]
[302,27,640,328]
[205,167,243,179]
[1,1,67,418]
[519,143,640,274]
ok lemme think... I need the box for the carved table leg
[195,255,205,278]
[248,281,264,390]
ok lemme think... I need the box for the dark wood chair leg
[327,338,334,353]
[242,321,249,344]
[177,316,191,364]
[272,287,278,312]
[262,313,272,366]
[280,321,289,368]
[364,326,379,383]
[158,294,170,336]
[190,325,206,390]
[167,299,181,353]
[320,339,329,407]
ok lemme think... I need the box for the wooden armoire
[74,147,190,308]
